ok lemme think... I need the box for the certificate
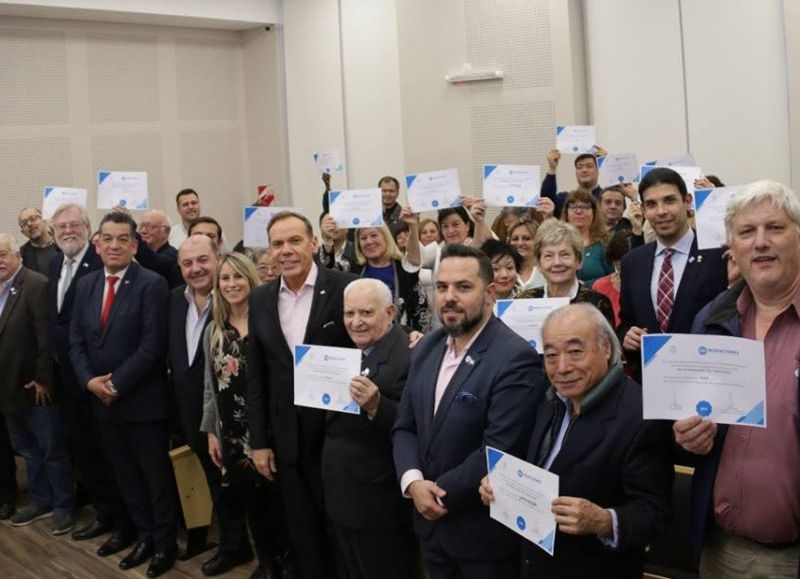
[294,345,361,415]
[486,446,558,555]
[313,149,344,173]
[694,187,737,250]
[555,125,596,154]
[644,153,696,168]
[495,298,570,353]
[482,164,540,208]
[97,171,148,210]
[597,153,639,187]
[641,334,766,427]
[42,186,87,219]
[640,164,702,206]
[328,188,383,228]
[242,206,297,248]
[406,169,461,213]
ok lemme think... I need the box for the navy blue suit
[69,262,178,551]
[393,316,547,577]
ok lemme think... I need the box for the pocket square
[455,391,479,403]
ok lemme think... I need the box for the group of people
[0,151,797,579]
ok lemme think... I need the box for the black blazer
[48,245,103,397]
[322,324,412,531]
[69,262,170,422]
[393,316,548,561]
[0,268,52,413]
[247,266,358,465]
[522,370,673,579]
[167,285,211,452]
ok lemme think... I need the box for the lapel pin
[697,255,703,263]
[465,355,475,366]
[9,287,16,296]
[361,367,370,377]
[320,289,326,295]
[82,263,89,268]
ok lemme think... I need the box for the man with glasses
[138,210,176,258]
[18,207,60,275]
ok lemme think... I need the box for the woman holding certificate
[354,225,431,332]
[518,219,615,327]
[561,190,614,286]
[200,253,291,579]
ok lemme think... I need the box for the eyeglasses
[567,203,593,212]
[18,215,40,228]
[54,221,84,233]
[139,222,167,231]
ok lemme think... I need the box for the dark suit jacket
[392,316,547,561]
[322,324,412,531]
[48,245,104,397]
[69,262,170,422]
[521,368,673,578]
[618,234,727,375]
[0,268,52,413]
[247,266,358,465]
[168,285,211,452]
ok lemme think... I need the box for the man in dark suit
[48,203,132,548]
[70,212,179,577]
[480,303,673,578]
[322,278,419,579]
[0,233,75,534]
[169,234,251,574]
[247,211,358,579]
[393,244,547,578]
[619,167,727,377]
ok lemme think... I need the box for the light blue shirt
[650,228,694,313]
[0,265,23,317]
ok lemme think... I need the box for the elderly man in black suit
[247,211,358,579]
[481,303,673,578]
[0,233,75,535]
[70,212,178,577]
[322,278,419,579]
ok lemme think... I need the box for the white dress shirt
[184,286,213,365]
[649,228,694,313]
[278,263,319,352]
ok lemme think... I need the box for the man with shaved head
[18,207,59,274]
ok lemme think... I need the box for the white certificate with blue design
[694,187,737,250]
[294,345,361,415]
[641,334,766,427]
[482,164,540,208]
[97,171,148,210]
[328,188,383,229]
[486,446,558,556]
[555,125,596,154]
[495,298,570,353]
[242,206,297,248]
[644,153,696,168]
[313,149,344,173]
[597,153,639,187]
[405,169,461,213]
[42,186,87,219]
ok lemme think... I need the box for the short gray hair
[725,180,800,241]
[0,234,20,254]
[543,303,621,365]
[343,278,393,310]
[533,218,584,263]
[52,203,92,230]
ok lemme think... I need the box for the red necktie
[656,249,674,332]
[101,275,119,329]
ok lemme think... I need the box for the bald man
[139,210,175,257]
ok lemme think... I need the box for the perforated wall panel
[176,38,239,121]
[0,29,69,127]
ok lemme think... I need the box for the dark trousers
[237,474,290,563]
[420,531,518,579]
[61,392,129,528]
[333,523,420,579]
[99,417,179,552]
[0,413,17,505]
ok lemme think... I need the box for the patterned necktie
[101,275,119,329]
[656,249,674,332]
[58,258,74,312]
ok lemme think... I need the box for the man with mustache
[393,244,547,578]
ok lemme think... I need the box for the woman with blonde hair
[507,218,546,290]
[201,252,291,578]
[561,190,614,286]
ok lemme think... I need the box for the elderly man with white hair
[321,278,419,579]
[138,210,174,255]
[480,303,673,578]
[675,180,800,578]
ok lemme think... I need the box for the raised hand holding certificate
[97,171,148,210]
[641,334,766,427]
[328,188,383,228]
[486,446,558,556]
[694,187,737,250]
[43,186,87,219]
[495,298,570,353]
[555,125,596,154]
[294,345,361,415]
[482,164,540,207]
[313,149,344,173]
[597,153,639,187]
[405,169,461,213]
[242,206,297,248]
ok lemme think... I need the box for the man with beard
[393,244,548,578]
[18,207,60,275]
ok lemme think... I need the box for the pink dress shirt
[278,263,319,353]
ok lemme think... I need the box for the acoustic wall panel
[176,37,239,121]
